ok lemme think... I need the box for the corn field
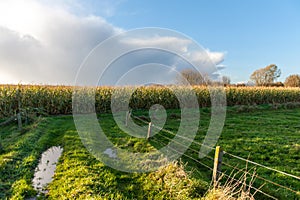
[1,85,300,118]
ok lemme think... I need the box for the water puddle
[32,146,63,194]
[103,148,117,158]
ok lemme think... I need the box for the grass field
[0,106,299,199]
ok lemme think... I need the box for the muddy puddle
[32,146,63,194]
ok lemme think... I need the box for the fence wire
[129,113,300,199]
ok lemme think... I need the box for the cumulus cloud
[121,37,225,65]
[0,0,225,85]
[0,0,120,84]
[122,37,191,53]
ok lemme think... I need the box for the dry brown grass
[202,167,258,200]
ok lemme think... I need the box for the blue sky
[0,0,299,84]
[105,0,300,83]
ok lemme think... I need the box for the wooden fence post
[16,88,22,131]
[0,141,3,153]
[17,113,22,131]
[147,122,152,140]
[125,110,131,127]
[213,146,223,188]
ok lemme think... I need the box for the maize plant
[0,85,300,118]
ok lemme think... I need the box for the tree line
[178,64,300,87]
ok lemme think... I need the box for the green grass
[219,108,300,199]
[148,106,300,199]
[48,127,206,199]
[0,116,206,199]
[0,117,67,199]
[0,106,299,199]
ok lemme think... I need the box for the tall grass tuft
[202,166,258,200]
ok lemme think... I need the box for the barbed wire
[131,114,215,150]
[223,151,300,181]
[129,113,300,198]
[151,137,278,200]
[151,129,300,195]
[221,159,300,194]
[151,137,213,171]
[219,168,278,200]
[151,129,215,160]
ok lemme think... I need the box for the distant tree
[274,82,284,87]
[222,76,231,85]
[250,64,281,86]
[263,82,284,87]
[177,69,210,85]
[284,74,300,87]
[237,83,246,87]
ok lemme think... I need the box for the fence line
[151,129,215,160]
[131,113,300,181]
[223,151,300,181]
[132,114,300,178]
[131,115,215,150]
[221,158,300,194]
[151,137,278,200]
[218,168,278,200]
[151,137,213,171]
[151,128,299,195]
[129,113,300,198]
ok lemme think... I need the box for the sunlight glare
[0,0,44,39]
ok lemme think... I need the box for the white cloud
[0,0,120,84]
[122,36,192,53]
[0,0,225,85]
[122,37,226,65]
[188,49,225,66]
[206,50,225,65]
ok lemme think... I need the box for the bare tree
[250,64,281,86]
[285,74,300,87]
[222,76,231,85]
[176,69,210,85]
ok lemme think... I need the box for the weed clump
[144,161,207,199]
[202,167,257,200]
